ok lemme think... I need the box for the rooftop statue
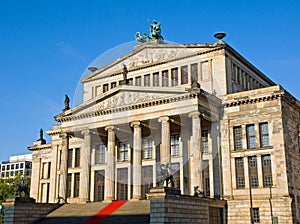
[135,32,148,43]
[64,94,70,111]
[135,20,164,43]
[149,20,163,41]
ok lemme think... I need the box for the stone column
[59,132,69,203]
[80,129,92,202]
[158,116,171,166]
[130,121,142,200]
[189,111,203,195]
[105,126,115,201]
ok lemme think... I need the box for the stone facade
[27,40,300,223]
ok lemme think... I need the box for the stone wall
[147,188,226,223]
[2,197,60,224]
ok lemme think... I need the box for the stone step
[36,200,150,224]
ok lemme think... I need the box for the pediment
[81,43,217,83]
[58,86,187,119]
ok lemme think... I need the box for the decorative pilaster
[189,111,203,195]
[130,121,142,200]
[80,129,92,202]
[158,116,171,166]
[105,126,115,201]
[59,132,69,203]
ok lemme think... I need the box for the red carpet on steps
[84,200,127,224]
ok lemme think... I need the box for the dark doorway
[94,170,105,202]
[117,168,128,200]
[142,165,153,199]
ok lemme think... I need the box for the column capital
[188,111,201,118]
[81,129,91,136]
[105,125,115,132]
[130,121,141,128]
[59,132,70,139]
[158,116,169,123]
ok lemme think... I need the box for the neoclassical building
[28,35,300,223]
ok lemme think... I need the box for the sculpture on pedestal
[135,20,164,43]
[157,163,174,188]
[64,94,70,111]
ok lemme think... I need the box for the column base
[104,197,115,202]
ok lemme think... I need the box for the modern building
[0,154,32,178]
[28,30,300,223]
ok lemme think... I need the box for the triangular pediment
[81,43,218,83]
[56,85,187,120]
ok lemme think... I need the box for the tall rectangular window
[153,72,159,87]
[171,134,180,156]
[171,68,178,86]
[74,148,80,167]
[246,124,256,149]
[135,76,142,86]
[162,70,169,87]
[171,163,180,190]
[252,208,260,223]
[95,144,106,164]
[235,157,245,189]
[262,155,272,187]
[144,74,150,86]
[248,156,258,188]
[201,130,209,152]
[111,82,117,89]
[127,78,133,86]
[181,65,188,84]
[202,160,210,197]
[67,149,73,168]
[233,126,243,150]
[67,174,72,198]
[142,139,152,159]
[103,84,109,93]
[74,173,80,197]
[118,142,129,162]
[191,63,198,81]
[259,123,270,147]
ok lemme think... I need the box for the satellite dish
[214,32,227,41]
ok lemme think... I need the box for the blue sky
[0,0,299,162]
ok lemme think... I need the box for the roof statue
[135,20,164,43]
[64,94,70,111]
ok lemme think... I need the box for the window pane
[96,144,106,164]
[75,148,80,167]
[171,68,178,86]
[153,72,159,87]
[191,63,198,81]
[234,126,243,150]
[246,125,256,149]
[142,139,152,159]
[118,142,129,162]
[181,66,188,84]
[171,134,180,156]
[162,70,169,87]
[144,74,150,86]
[253,208,260,223]
[201,130,209,152]
[67,149,73,167]
[135,76,141,86]
[260,123,270,147]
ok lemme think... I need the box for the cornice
[27,144,52,151]
[56,92,199,123]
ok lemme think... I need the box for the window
[118,142,129,162]
[202,160,210,197]
[67,174,72,198]
[6,165,10,170]
[162,70,169,87]
[262,155,272,187]
[135,76,142,86]
[249,156,258,188]
[74,173,80,197]
[235,157,245,189]
[246,124,256,149]
[20,163,24,169]
[233,126,243,150]
[153,72,159,87]
[259,123,270,147]
[181,66,188,84]
[11,164,14,170]
[171,163,180,190]
[103,84,109,93]
[252,208,260,223]
[201,130,209,152]
[111,82,117,89]
[1,166,5,171]
[95,144,106,164]
[191,63,198,82]
[128,78,133,86]
[171,68,178,86]
[144,74,150,86]
[142,139,152,159]
[16,164,19,169]
[75,148,80,167]
[171,134,180,156]
[67,149,73,168]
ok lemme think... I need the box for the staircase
[36,200,150,224]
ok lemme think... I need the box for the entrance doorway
[94,170,105,202]
[117,168,128,200]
